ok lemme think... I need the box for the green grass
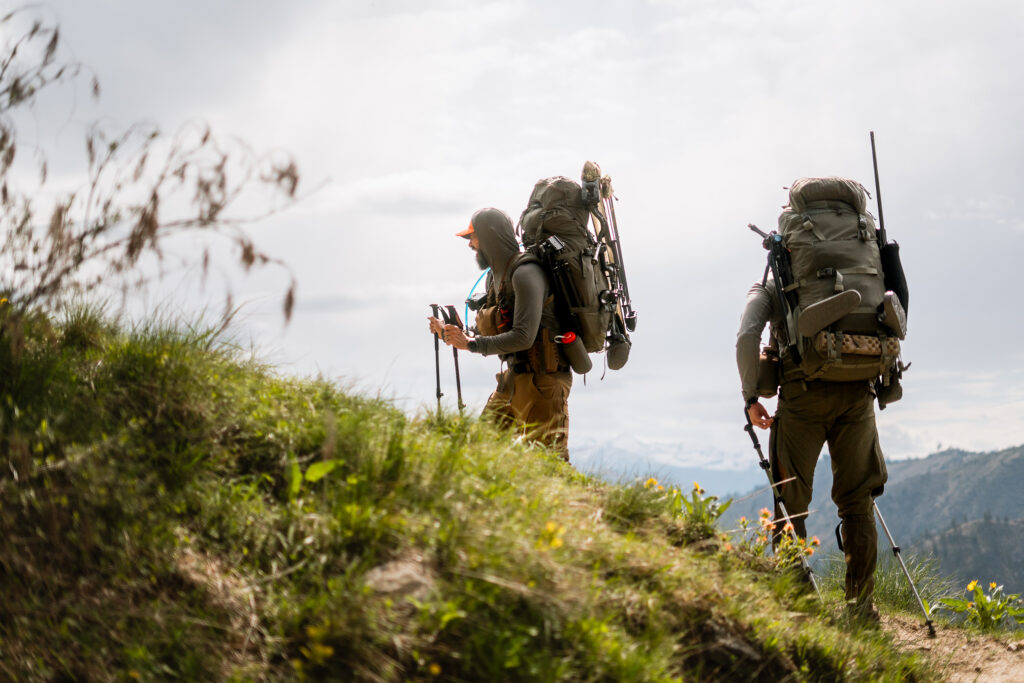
[0,303,943,681]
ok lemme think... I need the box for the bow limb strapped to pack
[743,408,823,600]
[585,162,636,334]
[516,162,637,374]
[440,305,466,413]
[582,161,634,370]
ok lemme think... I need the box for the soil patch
[883,614,1024,682]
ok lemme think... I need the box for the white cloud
[33,0,1024,467]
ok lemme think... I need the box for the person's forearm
[737,334,761,401]
[737,282,774,400]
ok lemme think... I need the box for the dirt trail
[883,614,1024,682]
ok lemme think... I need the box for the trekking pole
[743,409,823,600]
[873,500,937,637]
[429,304,444,415]
[443,305,466,413]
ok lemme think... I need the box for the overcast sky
[25,0,1024,472]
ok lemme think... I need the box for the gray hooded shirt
[469,208,551,358]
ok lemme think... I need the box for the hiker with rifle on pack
[737,174,909,625]
[428,162,637,464]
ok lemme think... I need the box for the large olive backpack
[776,177,903,383]
[517,174,634,372]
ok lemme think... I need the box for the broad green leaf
[305,460,340,483]
[286,459,302,501]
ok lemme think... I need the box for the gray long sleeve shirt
[736,278,779,401]
[466,207,549,358]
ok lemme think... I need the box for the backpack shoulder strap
[495,252,544,307]
[503,252,543,283]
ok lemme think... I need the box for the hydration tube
[465,267,491,325]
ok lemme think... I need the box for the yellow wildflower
[312,643,334,659]
[644,477,658,489]
[990,582,998,590]
[429,663,442,676]
[967,580,978,592]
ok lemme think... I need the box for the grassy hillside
[0,305,939,681]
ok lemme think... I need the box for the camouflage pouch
[813,331,900,357]
[757,346,780,398]
[875,376,902,409]
[475,306,502,336]
[526,328,561,374]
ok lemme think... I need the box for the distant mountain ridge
[572,438,767,498]
[917,518,1024,590]
[721,444,1024,593]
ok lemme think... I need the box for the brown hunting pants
[770,380,887,606]
[482,368,572,461]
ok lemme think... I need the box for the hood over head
[468,208,520,280]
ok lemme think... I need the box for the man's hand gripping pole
[743,408,823,600]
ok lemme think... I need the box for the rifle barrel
[870,131,887,246]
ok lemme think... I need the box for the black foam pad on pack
[880,241,909,313]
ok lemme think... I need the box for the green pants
[770,379,887,605]
[483,368,572,461]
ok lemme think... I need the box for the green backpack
[517,166,635,372]
[776,177,904,384]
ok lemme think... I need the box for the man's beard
[475,249,489,270]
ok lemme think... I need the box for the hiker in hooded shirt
[736,177,907,624]
[428,208,573,461]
